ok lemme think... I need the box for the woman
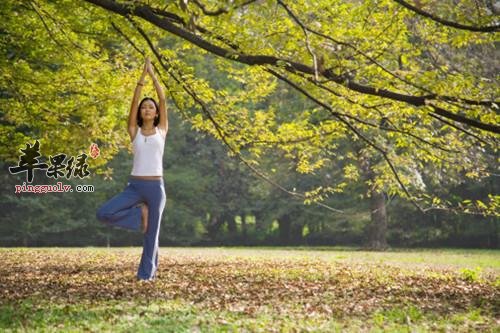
[96,56,168,281]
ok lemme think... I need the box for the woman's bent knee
[96,206,109,222]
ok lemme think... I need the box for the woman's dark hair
[136,97,160,127]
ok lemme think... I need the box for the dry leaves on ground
[0,249,498,318]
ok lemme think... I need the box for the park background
[1,109,498,249]
[1,0,498,250]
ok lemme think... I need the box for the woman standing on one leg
[96,56,168,281]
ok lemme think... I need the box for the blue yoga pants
[96,177,166,280]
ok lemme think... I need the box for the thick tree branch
[393,0,500,32]
[176,7,468,155]
[83,0,500,135]
[427,112,489,145]
[151,12,460,156]
[86,0,500,133]
[294,72,462,154]
[85,0,500,134]
[277,0,499,122]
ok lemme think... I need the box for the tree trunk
[489,217,498,248]
[241,214,247,240]
[358,152,389,251]
[255,210,265,232]
[366,189,388,250]
[206,213,223,239]
[278,214,291,245]
[226,213,237,234]
[291,223,303,245]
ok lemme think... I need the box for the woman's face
[140,100,157,121]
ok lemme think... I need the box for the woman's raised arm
[127,58,149,141]
[147,61,168,138]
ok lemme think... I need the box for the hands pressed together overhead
[145,56,154,76]
[138,56,157,85]
[129,55,167,136]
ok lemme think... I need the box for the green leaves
[2,0,497,215]
[0,1,138,171]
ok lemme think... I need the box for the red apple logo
[90,143,100,159]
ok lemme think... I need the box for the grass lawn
[0,247,498,332]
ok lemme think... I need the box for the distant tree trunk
[278,214,291,245]
[207,213,223,239]
[489,217,498,248]
[366,189,388,250]
[307,222,315,234]
[359,153,389,251]
[241,213,247,240]
[226,213,237,234]
[22,235,28,247]
[255,210,265,232]
[290,223,303,245]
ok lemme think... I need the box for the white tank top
[131,127,165,176]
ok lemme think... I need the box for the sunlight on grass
[115,246,500,274]
[1,247,498,332]
[1,297,497,333]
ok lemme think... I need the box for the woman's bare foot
[140,203,148,234]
